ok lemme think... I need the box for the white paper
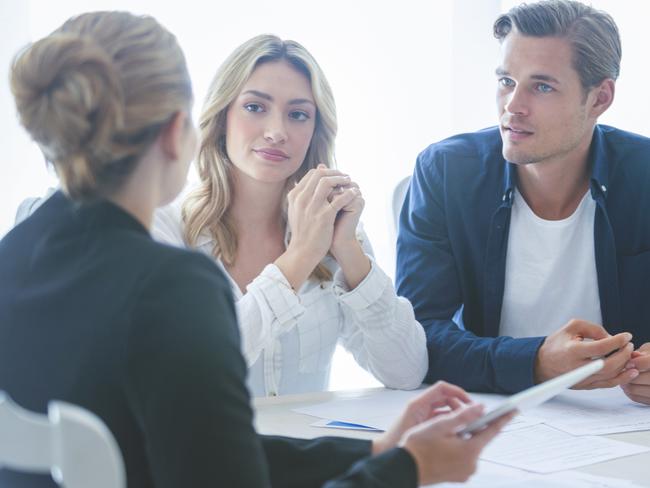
[480,424,650,473]
[293,389,419,431]
[294,389,541,432]
[528,388,650,436]
[294,387,650,437]
[431,461,644,487]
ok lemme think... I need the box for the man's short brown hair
[494,0,621,91]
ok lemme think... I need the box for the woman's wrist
[330,237,359,261]
[274,245,322,291]
[331,239,370,290]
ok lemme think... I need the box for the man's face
[496,31,596,165]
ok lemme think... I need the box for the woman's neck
[230,171,286,234]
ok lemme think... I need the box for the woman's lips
[254,148,289,161]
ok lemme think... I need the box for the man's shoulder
[599,125,650,158]
[418,126,503,166]
[598,124,650,150]
[598,125,650,181]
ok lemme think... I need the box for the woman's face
[225,60,316,186]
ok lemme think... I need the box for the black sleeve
[262,436,416,488]
[323,448,417,488]
[125,251,271,487]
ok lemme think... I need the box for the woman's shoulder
[137,239,231,306]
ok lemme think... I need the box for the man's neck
[516,139,593,221]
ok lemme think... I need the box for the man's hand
[622,342,650,405]
[534,319,638,388]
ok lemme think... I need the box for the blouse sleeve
[334,227,428,390]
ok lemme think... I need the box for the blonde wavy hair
[10,11,192,201]
[183,34,337,282]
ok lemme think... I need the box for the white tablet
[458,359,604,436]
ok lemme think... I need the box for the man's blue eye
[537,83,554,93]
[499,78,515,88]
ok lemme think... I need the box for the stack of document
[526,388,650,436]
[479,423,648,473]
[293,387,650,476]
[432,462,647,488]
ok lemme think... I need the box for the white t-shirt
[499,189,602,338]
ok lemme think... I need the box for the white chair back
[392,175,412,236]
[0,391,125,488]
[14,187,57,225]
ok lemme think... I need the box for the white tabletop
[254,387,650,486]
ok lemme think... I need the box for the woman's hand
[327,171,371,289]
[371,381,514,486]
[329,178,364,258]
[372,381,473,455]
[275,165,357,291]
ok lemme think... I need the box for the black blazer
[0,192,415,488]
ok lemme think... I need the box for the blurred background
[2,0,648,390]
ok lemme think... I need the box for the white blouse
[152,201,427,397]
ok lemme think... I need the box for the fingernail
[630,369,639,378]
[626,362,635,369]
[624,333,633,341]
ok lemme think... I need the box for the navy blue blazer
[397,125,650,394]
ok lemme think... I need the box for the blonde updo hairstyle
[183,34,337,282]
[11,11,192,201]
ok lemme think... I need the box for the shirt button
[269,391,277,397]
[601,184,607,193]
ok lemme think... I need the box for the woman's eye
[244,103,264,113]
[289,111,310,121]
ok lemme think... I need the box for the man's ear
[159,111,187,161]
[589,79,615,119]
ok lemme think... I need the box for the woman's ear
[159,111,187,161]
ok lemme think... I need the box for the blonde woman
[154,35,428,396]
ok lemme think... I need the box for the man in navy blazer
[397,0,650,404]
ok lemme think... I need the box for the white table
[254,387,650,486]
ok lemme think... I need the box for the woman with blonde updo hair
[154,34,428,397]
[0,11,509,488]
[10,13,193,202]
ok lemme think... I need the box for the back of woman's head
[11,11,192,201]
